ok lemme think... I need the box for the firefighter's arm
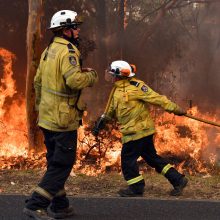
[61,52,98,90]
[34,65,42,111]
[137,84,186,115]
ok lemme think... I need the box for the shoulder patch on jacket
[141,85,148,93]
[67,43,75,54]
[69,56,77,66]
[130,81,140,87]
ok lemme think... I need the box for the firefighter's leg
[140,135,187,195]
[24,187,53,220]
[42,128,55,169]
[25,130,77,217]
[41,130,77,216]
[118,139,145,197]
[25,188,52,210]
[39,130,77,192]
[25,128,55,211]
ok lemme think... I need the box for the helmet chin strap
[63,29,80,48]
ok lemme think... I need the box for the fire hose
[93,87,220,136]
[184,114,220,128]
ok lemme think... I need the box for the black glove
[92,125,100,136]
[92,115,106,136]
[173,107,187,116]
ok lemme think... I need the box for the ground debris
[0,170,220,201]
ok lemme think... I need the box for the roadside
[0,170,220,200]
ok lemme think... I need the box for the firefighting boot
[24,191,52,220]
[47,206,75,219]
[118,182,145,197]
[170,176,188,196]
[23,207,53,220]
[118,187,144,197]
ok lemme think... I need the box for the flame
[155,107,220,174]
[76,107,220,176]
[0,48,219,176]
[75,124,122,176]
[0,48,16,117]
[0,48,27,160]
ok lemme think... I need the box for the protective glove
[92,125,100,136]
[173,107,187,116]
[92,115,106,136]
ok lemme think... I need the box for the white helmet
[110,60,136,77]
[48,10,82,30]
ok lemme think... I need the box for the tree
[26,0,44,151]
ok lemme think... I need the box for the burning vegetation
[0,48,27,158]
[0,48,220,176]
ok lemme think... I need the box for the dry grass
[0,170,220,200]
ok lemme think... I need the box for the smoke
[167,4,220,113]
[129,3,220,115]
[0,1,220,116]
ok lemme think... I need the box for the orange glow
[0,48,27,160]
[0,48,219,175]
[155,107,220,174]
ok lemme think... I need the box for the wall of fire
[0,1,220,172]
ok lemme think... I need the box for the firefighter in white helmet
[24,10,98,220]
[93,60,188,197]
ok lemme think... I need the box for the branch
[138,0,173,23]
[184,0,219,3]
[175,9,194,40]
[174,0,220,9]
[139,0,178,47]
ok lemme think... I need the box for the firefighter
[93,60,188,197]
[23,10,98,219]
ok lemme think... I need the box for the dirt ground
[0,170,220,200]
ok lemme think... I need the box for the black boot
[118,182,145,197]
[47,206,74,219]
[170,177,188,196]
[23,207,52,220]
[24,192,51,220]
[118,187,144,197]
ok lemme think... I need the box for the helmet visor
[105,69,115,82]
[66,23,80,30]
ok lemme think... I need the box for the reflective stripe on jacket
[106,77,180,143]
[34,37,98,131]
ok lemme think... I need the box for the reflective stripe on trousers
[161,164,173,176]
[34,186,53,201]
[127,175,144,185]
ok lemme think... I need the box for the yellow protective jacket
[106,77,181,143]
[34,37,98,131]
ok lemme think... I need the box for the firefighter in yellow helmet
[24,10,98,219]
[93,60,188,197]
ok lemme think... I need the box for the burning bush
[0,48,220,176]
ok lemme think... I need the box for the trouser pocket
[54,131,78,166]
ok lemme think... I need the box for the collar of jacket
[54,37,80,56]
[114,77,135,88]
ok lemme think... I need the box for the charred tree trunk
[91,0,109,115]
[118,0,125,59]
[26,0,44,151]
[94,0,107,82]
